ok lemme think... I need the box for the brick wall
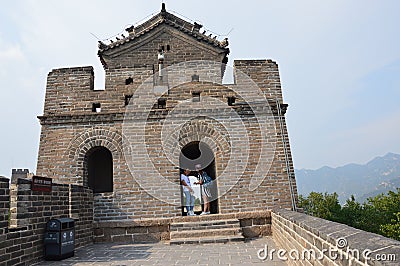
[43,67,94,115]
[234,59,284,102]
[0,177,93,265]
[70,184,94,247]
[272,209,400,266]
[0,177,10,234]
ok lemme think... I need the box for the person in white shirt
[181,169,195,216]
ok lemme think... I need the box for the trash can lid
[47,217,75,230]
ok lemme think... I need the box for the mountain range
[295,153,400,204]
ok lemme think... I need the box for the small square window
[125,94,133,106]
[191,74,199,82]
[92,103,101,112]
[227,96,236,106]
[157,98,166,109]
[125,77,133,85]
[192,92,200,102]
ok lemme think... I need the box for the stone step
[169,218,244,245]
[170,219,240,231]
[170,235,245,245]
[170,227,242,239]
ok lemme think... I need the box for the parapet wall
[272,209,399,266]
[0,177,93,265]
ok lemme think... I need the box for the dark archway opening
[85,146,113,193]
[179,141,218,215]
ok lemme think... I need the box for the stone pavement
[36,237,287,265]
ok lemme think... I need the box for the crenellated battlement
[40,59,283,119]
[234,59,283,102]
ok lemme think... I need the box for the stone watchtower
[36,4,298,221]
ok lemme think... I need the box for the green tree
[359,189,400,234]
[298,192,341,221]
[339,195,363,227]
[299,189,400,241]
[380,212,400,241]
[323,192,342,222]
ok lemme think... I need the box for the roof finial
[161,2,166,12]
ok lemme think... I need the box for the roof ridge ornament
[98,41,107,50]
[161,3,166,13]
[220,38,229,48]
[125,25,135,36]
[192,22,202,33]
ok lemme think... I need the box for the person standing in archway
[195,164,212,215]
[181,169,196,216]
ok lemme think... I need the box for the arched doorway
[179,141,218,215]
[84,146,113,193]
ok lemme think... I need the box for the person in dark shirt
[195,164,212,215]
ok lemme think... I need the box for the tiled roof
[98,4,229,53]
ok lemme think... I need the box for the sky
[0,0,399,177]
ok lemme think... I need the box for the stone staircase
[169,218,245,245]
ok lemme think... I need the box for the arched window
[85,146,113,193]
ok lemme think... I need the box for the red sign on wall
[32,176,52,192]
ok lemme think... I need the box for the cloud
[0,37,26,77]
[0,44,24,61]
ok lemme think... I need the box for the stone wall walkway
[35,237,286,266]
